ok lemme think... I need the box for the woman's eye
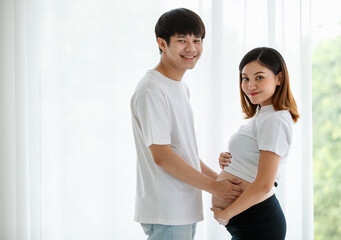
[242,78,249,81]
[256,76,263,80]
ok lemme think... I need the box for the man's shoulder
[137,70,164,90]
[134,72,174,105]
[131,73,165,107]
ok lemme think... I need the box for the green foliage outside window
[313,35,341,240]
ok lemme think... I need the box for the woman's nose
[248,80,256,90]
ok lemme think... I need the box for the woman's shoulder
[256,109,293,128]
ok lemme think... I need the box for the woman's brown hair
[239,47,299,122]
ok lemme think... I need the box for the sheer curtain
[0,0,41,239]
[0,0,313,239]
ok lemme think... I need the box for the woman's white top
[224,105,294,183]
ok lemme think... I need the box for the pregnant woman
[211,47,299,240]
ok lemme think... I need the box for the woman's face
[241,61,281,106]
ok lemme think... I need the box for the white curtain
[0,0,313,239]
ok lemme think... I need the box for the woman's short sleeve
[256,114,293,158]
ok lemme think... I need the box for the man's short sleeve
[256,115,293,158]
[135,89,171,147]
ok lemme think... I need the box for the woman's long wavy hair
[239,47,299,122]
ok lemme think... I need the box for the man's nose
[185,42,196,52]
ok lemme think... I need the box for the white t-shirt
[224,105,294,183]
[130,70,203,225]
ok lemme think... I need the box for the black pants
[225,194,286,240]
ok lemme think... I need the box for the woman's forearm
[222,180,273,220]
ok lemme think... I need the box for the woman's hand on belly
[211,170,250,209]
[219,152,232,169]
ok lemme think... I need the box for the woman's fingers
[220,152,232,158]
[219,152,233,168]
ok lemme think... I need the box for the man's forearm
[149,145,215,193]
[200,160,218,180]
[159,152,215,192]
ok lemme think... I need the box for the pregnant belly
[211,170,251,209]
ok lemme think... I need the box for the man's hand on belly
[210,178,244,202]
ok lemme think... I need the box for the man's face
[160,34,203,73]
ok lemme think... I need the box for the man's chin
[185,64,197,70]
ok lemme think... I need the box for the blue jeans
[140,223,197,240]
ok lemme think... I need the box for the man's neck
[154,62,185,81]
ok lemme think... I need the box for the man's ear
[276,71,282,86]
[157,37,167,52]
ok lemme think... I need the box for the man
[130,8,243,240]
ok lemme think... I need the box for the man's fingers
[232,185,244,193]
[229,177,242,184]
[227,191,241,198]
[224,196,238,202]
[231,192,241,198]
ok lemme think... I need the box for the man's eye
[178,40,185,43]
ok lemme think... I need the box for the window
[312,0,341,239]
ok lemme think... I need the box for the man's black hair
[155,8,206,53]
